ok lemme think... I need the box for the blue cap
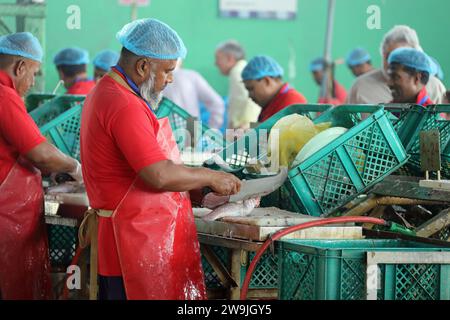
[241,55,284,81]
[346,47,371,67]
[0,32,43,63]
[309,57,325,72]
[116,18,187,60]
[428,55,444,80]
[93,50,119,71]
[388,47,432,74]
[54,47,90,66]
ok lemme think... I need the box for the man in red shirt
[310,57,347,105]
[53,47,96,95]
[0,32,83,299]
[387,47,434,107]
[80,18,241,300]
[242,55,307,123]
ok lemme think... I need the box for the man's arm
[25,142,79,176]
[139,160,241,196]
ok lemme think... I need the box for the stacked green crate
[287,105,409,216]
[278,239,450,300]
[156,98,225,152]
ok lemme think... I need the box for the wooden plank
[420,130,441,172]
[416,208,450,238]
[371,178,450,202]
[230,249,243,300]
[45,214,78,227]
[247,289,278,300]
[201,245,237,289]
[196,218,363,242]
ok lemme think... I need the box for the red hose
[240,216,387,300]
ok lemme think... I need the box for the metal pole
[320,0,336,98]
[131,2,138,21]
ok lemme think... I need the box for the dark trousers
[98,275,127,300]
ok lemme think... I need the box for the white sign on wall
[219,0,297,20]
[119,0,150,6]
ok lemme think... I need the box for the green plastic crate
[156,98,225,152]
[219,104,332,169]
[40,104,83,160]
[30,95,85,128]
[47,224,78,268]
[288,105,409,217]
[391,105,450,177]
[201,245,231,289]
[278,239,450,300]
[201,246,279,291]
[25,93,56,113]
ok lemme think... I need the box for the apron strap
[78,208,113,300]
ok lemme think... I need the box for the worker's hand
[209,171,241,196]
[67,160,83,183]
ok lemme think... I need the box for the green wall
[2,0,449,100]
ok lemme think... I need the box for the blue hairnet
[0,32,43,63]
[309,58,325,72]
[346,47,371,67]
[116,18,187,60]
[93,50,119,71]
[428,56,444,80]
[241,55,284,81]
[388,47,431,74]
[54,47,90,66]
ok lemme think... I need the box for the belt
[78,208,114,300]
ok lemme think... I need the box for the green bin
[278,239,450,300]
[287,105,409,216]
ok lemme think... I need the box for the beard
[140,72,163,109]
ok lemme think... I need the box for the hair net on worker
[346,47,371,67]
[93,50,119,71]
[388,47,431,74]
[0,32,43,63]
[116,18,187,60]
[241,55,284,81]
[309,58,325,72]
[428,55,444,80]
[54,47,90,66]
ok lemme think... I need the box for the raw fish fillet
[202,198,260,222]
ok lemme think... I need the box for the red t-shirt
[0,70,46,184]
[67,79,96,95]
[318,80,347,105]
[80,70,168,276]
[258,83,307,122]
[416,87,434,107]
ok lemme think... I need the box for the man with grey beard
[80,18,241,300]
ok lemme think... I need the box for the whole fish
[202,198,260,222]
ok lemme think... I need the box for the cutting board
[193,207,320,227]
[193,207,363,241]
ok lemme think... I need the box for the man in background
[93,49,119,82]
[387,47,434,106]
[163,61,225,129]
[310,57,347,105]
[242,55,307,123]
[54,47,96,95]
[346,47,374,77]
[347,25,446,104]
[215,40,260,129]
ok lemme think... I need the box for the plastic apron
[110,117,206,300]
[0,157,52,300]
